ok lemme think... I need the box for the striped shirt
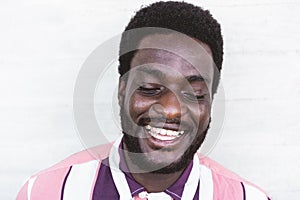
[17,139,271,200]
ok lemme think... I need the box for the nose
[152,90,187,119]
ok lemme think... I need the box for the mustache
[138,116,190,128]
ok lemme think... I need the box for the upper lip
[139,117,190,132]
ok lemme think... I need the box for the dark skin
[124,155,183,192]
[118,34,214,192]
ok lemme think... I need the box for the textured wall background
[1,0,299,199]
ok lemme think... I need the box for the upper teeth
[145,125,184,140]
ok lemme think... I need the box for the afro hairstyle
[118,1,223,94]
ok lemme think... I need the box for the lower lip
[143,128,185,148]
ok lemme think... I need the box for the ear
[118,76,126,107]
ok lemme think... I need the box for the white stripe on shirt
[199,164,214,200]
[62,160,99,200]
[27,176,37,200]
[243,182,268,200]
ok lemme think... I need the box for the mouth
[144,125,185,141]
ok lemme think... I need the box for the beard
[120,106,210,174]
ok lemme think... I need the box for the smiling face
[119,34,214,173]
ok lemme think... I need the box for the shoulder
[197,153,272,200]
[16,143,113,200]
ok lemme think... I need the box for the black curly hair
[119,1,223,94]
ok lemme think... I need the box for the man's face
[119,34,214,173]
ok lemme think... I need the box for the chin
[122,124,209,174]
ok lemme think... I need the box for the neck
[123,144,185,192]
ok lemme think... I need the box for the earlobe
[118,77,126,106]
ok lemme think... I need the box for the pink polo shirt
[17,140,271,200]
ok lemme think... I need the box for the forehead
[130,33,214,79]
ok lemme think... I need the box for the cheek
[190,103,211,126]
[129,94,155,121]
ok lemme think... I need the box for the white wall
[1,0,299,199]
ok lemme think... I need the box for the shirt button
[138,191,148,199]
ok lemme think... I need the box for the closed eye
[182,91,206,102]
[137,85,164,96]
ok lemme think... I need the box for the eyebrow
[135,67,210,83]
[136,67,166,79]
[186,75,205,82]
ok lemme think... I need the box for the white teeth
[160,129,167,135]
[144,125,185,141]
[152,134,176,141]
[145,125,151,131]
[166,130,172,136]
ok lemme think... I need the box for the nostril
[149,102,182,120]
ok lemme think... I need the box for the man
[17,1,271,199]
